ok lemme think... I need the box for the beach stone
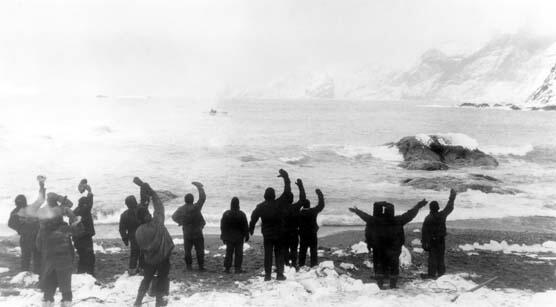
[395,136,498,170]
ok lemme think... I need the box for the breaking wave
[415,133,479,150]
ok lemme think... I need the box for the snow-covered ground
[459,240,556,258]
[1,262,554,306]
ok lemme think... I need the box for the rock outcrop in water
[401,174,521,195]
[395,135,498,170]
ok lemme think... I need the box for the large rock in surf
[395,135,498,170]
[401,174,520,195]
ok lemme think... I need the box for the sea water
[1,96,555,237]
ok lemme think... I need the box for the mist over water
[1,96,556,236]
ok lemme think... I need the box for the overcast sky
[1,0,556,97]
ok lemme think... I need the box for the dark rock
[395,136,498,171]
[507,104,521,110]
[401,175,520,194]
[459,102,490,108]
[541,105,556,111]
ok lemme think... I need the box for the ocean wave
[484,144,535,156]
[279,155,311,165]
[415,133,479,150]
[307,144,403,162]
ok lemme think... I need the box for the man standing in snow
[282,178,306,269]
[350,199,427,289]
[134,179,175,307]
[8,175,45,274]
[119,194,144,275]
[349,202,383,272]
[298,185,325,268]
[421,189,456,279]
[171,182,207,271]
[249,169,293,281]
[72,179,96,276]
[220,197,249,273]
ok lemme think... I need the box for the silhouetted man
[119,195,144,275]
[172,182,207,271]
[72,179,96,276]
[422,189,456,279]
[134,180,175,307]
[297,185,325,268]
[220,197,249,273]
[282,179,308,269]
[249,169,292,281]
[8,175,45,274]
[350,199,427,289]
[349,202,383,272]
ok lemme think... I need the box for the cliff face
[527,63,556,106]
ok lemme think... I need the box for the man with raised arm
[72,179,96,276]
[349,202,383,275]
[349,199,427,289]
[172,182,207,271]
[298,187,325,267]
[220,197,249,274]
[8,175,46,273]
[249,169,292,281]
[282,179,307,269]
[134,179,174,307]
[422,189,457,279]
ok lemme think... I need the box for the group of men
[8,169,455,306]
[349,188,456,289]
[8,176,95,307]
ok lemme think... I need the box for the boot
[276,274,287,281]
[155,296,168,307]
[389,277,398,289]
[224,268,231,274]
[234,268,246,274]
[264,275,271,281]
[376,278,385,290]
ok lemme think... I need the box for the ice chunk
[10,272,39,286]
[339,263,357,271]
[350,241,368,254]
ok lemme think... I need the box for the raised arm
[441,189,456,218]
[145,183,165,224]
[277,169,293,204]
[397,199,427,225]
[192,182,206,209]
[248,206,261,235]
[309,189,325,214]
[27,178,46,215]
[293,179,307,210]
[349,207,373,223]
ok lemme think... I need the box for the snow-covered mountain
[528,62,556,106]
[227,34,556,106]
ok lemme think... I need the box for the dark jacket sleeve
[220,212,228,240]
[308,191,325,215]
[151,190,165,224]
[241,212,249,239]
[352,208,373,223]
[440,194,456,218]
[421,216,432,249]
[119,212,128,241]
[194,186,206,210]
[8,208,22,233]
[277,176,293,204]
[248,206,261,234]
[396,204,421,225]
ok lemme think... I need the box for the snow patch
[339,263,358,271]
[459,240,556,256]
[350,241,368,254]
[9,272,39,286]
[0,267,9,273]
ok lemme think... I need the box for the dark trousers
[184,236,205,268]
[129,237,144,270]
[135,258,170,306]
[20,233,41,274]
[299,233,318,267]
[263,238,284,277]
[74,236,95,276]
[427,238,446,277]
[374,245,400,287]
[284,234,299,267]
[42,267,73,302]
[224,241,243,270]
